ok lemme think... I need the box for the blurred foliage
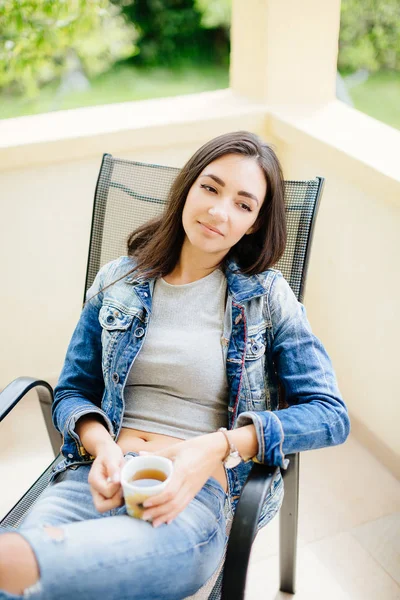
[195,0,231,30]
[0,0,138,96]
[2,0,399,118]
[111,0,229,67]
[339,0,400,73]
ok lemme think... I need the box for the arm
[223,423,258,461]
[137,424,259,528]
[234,272,350,468]
[52,259,122,462]
[75,414,125,512]
[209,424,259,462]
[75,413,115,457]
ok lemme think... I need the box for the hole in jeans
[44,525,64,543]
[23,580,42,598]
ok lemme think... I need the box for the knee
[43,526,64,541]
[0,532,39,595]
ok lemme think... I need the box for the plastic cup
[121,455,173,520]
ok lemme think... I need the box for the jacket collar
[224,257,267,303]
[125,257,268,304]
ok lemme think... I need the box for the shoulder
[85,256,137,305]
[97,255,137,285]
[250,267,292,301]
[258,269,302,326]
[266,269,295,299]
[258,268,283,293]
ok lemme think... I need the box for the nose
[208,205,228,222]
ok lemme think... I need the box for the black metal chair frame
[0,154,324,599]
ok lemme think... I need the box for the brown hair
[86,131,286,304]
[127,130,286,280]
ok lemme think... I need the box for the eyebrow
[200,173,260,205]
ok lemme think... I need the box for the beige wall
[230,0,341,105]
[271,125,399,476]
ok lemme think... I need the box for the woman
[0,131,350,599]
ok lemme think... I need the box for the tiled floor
[1,391,399,599]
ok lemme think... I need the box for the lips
[199,222,224,236]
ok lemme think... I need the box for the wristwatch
[218,427,242,468]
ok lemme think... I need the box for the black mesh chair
[0,154,325,599]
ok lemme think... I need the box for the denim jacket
[52,256,350,529]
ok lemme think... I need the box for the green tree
[339,0,400,73]
[113,0,229,67]
[0,0,137,95]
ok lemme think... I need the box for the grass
[1,64,398,133]
[0,62,230,120]
[345,70,400,131]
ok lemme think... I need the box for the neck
[165,238,226,285]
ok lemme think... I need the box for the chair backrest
[85,154,324,303]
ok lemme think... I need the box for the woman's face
[182,153,266,261]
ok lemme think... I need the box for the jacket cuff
[66,407,115,458]
[234,411,290,469]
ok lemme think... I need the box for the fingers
[89,460,123,512]
[142,485,192,528]
[86,446,125,512]
[89,458,122,499]
[91,485,124,513]
[89,471,120,499]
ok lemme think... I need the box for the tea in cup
[121,455,173,520]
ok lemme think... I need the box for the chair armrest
[0,376,53,421]
[221,462,280,600]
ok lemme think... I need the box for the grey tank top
[123,267,229,438]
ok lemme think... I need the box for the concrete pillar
[230,0,341,106]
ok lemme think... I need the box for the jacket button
[106,315,115,323]
[134,327,145,338]
[112,372,119,383]
[251,342,259,353]
[67,453,73,458]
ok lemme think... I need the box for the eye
[200,183,217,193]
[238,202,252,212]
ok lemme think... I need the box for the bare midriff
[117,427,228,493]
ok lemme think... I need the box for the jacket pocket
[243,331,269,408]
[99,305,135,372]
[245,332,266,361]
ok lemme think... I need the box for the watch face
[225,454,242,469]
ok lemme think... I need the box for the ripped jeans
[0,453,227,600]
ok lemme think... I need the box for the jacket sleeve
[234,272,350,468]
[52,259,121,459]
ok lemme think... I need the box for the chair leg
[279,453,299,594]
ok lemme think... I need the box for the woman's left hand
[138,432,227,528]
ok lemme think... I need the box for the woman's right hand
[88,440,125,513]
